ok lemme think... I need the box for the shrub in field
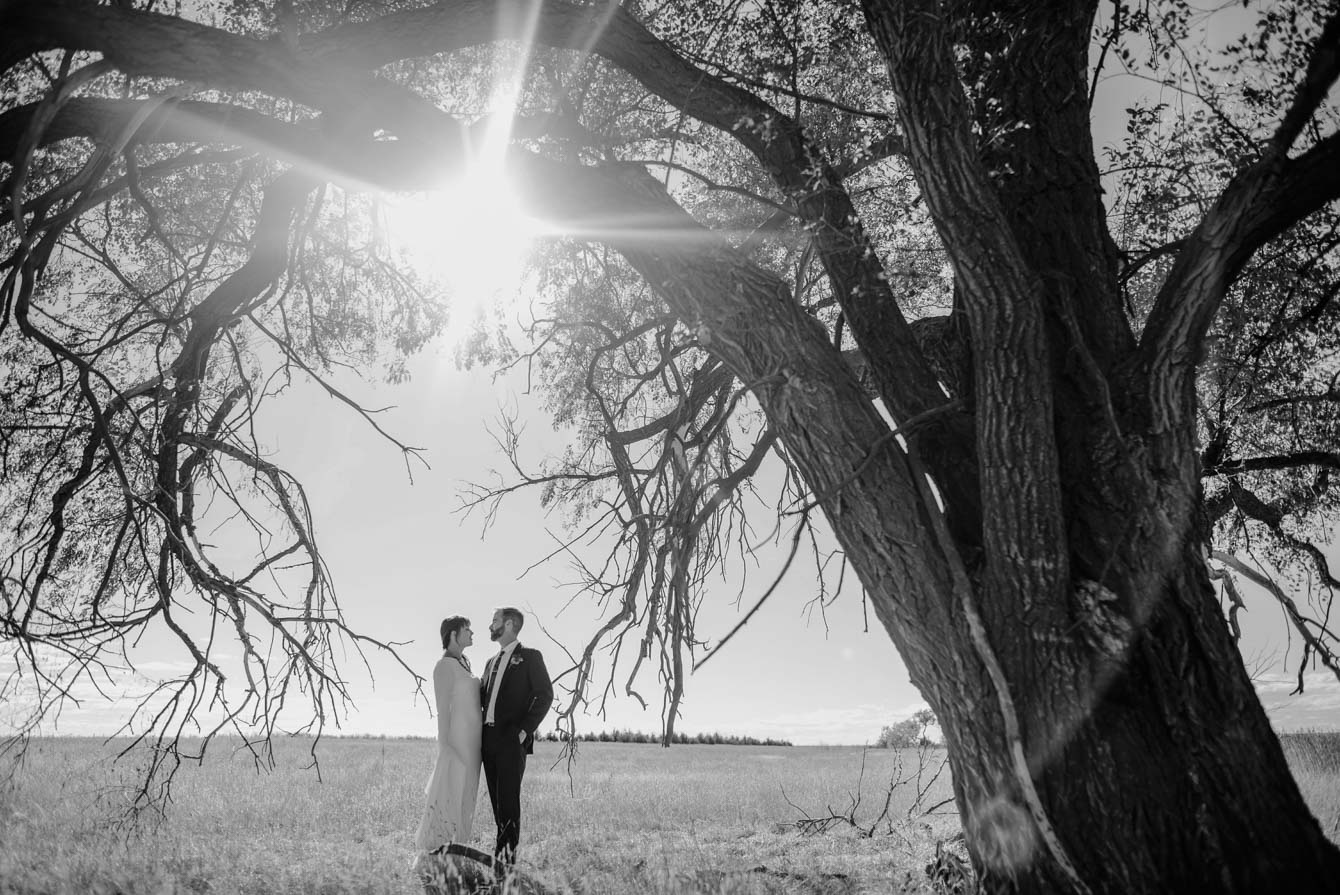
[877,710,938,750]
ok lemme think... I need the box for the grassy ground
[1281,730,1340,844]
[0,732,1336,894]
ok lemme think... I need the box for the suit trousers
[481,724,527,866]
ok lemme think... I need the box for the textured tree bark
[853,0,1340,890]
[931,545,1340,893]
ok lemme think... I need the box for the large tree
[3,0,1339,890]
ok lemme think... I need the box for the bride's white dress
[415,655,482,852]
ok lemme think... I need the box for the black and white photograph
[2,1,1339,892]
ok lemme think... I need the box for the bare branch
[1205,450,1340,478]
[1210,551,1340,690]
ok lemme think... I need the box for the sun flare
[385,168,535,324]
[381,48,545,338]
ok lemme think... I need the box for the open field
[1,733,1337,894]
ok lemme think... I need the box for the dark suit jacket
[480,644,553,754]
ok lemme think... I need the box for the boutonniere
[509,655,524,667]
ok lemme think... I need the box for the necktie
[486,656,500,700]
[485,652,504,722]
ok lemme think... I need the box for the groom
[480,607,553,871]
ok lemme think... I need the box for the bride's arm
[435,664,475,764]
[434,663,462,760]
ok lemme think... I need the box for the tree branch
[1267,8,1340,160]
[1141,132,1340,450]
[1206,450,1340,478]
[862,0,1068,613]
[1210,551,1340,690]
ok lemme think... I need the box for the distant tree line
[542,728,792,746]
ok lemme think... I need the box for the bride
[415,616,482,852]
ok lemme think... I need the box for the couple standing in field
[414,608,553,873]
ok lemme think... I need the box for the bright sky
[14,339,1338,747]
[273,336,935,745]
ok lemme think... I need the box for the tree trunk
[849,0,1340,889]
[927,539,1340,893]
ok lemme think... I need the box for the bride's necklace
[446,652,471,673]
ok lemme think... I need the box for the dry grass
[1281,730,1340,843]
[0,737,955,894]
[0,732,1336,894]
[1281,730,1340,776]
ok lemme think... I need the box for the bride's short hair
[440,615,470,649]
